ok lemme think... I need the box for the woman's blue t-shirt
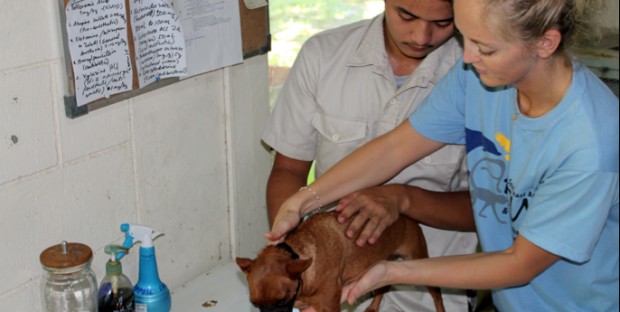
[410,58,619,311]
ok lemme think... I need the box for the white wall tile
[59,145,137,250]
[59,99,131,163]
[130,72,231,289]
[0,65,57,184]
[0,0,62,71]
[0,172,64,294]
[0,280,43,311]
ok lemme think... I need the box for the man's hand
[335,185,405,247]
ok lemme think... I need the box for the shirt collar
[347,14,462,89]
[347,14,387,68]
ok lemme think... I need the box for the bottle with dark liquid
[98,245,134,312]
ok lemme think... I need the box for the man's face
[384,0,455,60]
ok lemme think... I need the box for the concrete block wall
[0,0,271,310]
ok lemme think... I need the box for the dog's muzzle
[258,279,301,312]
[258,298,296,312]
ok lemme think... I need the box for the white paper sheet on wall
[174,0,243,78]
[64,0,242,107]
[130,0,188,88]
[65,0,133,107]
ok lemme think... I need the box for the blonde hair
[482,0,602,51]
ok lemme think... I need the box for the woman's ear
[536,28,562,58]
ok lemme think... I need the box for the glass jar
[39,241,98,312]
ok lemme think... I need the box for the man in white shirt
[262,0,478,311]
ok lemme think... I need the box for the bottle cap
[106,259,123,275]
[40,241,93,270]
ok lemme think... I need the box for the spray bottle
[120,224,171,312]
[98,244,134,311]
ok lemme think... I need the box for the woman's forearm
[387,235,560,289]
[304,122,444,216]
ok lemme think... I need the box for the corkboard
[59,0,270,118]
[239,0,271,58]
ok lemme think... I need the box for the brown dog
[236,211,445,312]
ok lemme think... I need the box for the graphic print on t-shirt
[465,128,534,239]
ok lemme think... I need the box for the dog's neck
[278,238,319,300]
[273,241,308,305]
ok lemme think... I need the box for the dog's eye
[276,299,288,306]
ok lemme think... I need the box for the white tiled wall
[0,0,271,310]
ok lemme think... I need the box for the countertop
[171,262,258,311]
[171,262,301,312]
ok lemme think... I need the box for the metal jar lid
[40,241,93,270]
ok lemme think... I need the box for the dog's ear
[235,257,254,274]
[286,258,313,279]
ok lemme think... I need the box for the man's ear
[536,28,562,59]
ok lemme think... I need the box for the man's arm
[400,187,474,231]
[336,185,475,246]
[266,152,312,226]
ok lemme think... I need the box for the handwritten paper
[130,0,187,88]
[175,0,243,78]
[64,0,242,107]
[66,0,133,107]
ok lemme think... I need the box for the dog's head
[236,244,312,312]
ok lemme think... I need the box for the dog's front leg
[364,285,389,312]
[316,295,342,312]
[303,284,341,312]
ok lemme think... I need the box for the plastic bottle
[98,244,135,312]
[120,224,171,312]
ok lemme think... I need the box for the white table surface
[171,262,258,311]
[171,262,300,312]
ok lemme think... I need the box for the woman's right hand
[341,260,392,305]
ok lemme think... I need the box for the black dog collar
[276,242,299,259]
